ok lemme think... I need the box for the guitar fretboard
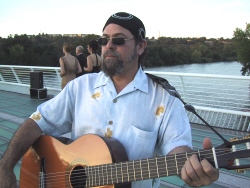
[85,149,214,187]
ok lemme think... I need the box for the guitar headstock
[215,134,250,172]
[229,134,250,173]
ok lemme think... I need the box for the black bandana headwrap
[103,12,146,39]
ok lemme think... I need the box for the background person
[0,12,218,188]
[75,45,87,77]
[59,43,82,89]
[84,40,102,73]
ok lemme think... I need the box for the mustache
[102,50,120,59]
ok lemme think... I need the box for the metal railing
[0,65,61,96]
[1,65,250,131]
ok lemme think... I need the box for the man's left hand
[181,137,219,187]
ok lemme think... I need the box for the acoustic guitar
[20,134,250,188]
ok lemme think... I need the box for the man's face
[101,24,139,77]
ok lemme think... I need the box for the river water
[145,61,250,112]
[145,61,243,76]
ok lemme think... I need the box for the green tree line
[0,33,237,68]
[0,34,100,67]
[233,23,250,76]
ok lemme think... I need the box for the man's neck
[112,67,138,94]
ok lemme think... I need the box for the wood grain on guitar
[19,134,250,188]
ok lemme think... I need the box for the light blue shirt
[30,67,192,188]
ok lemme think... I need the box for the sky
[0,0,249,39]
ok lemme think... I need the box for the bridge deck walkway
[0,90,249,188]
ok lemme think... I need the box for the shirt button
[113,99,117,103]
[108,121,113,125]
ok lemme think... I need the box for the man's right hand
[0,118,43,188]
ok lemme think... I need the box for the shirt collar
[94,67,148,93]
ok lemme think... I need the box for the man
[75,45,87,77]
[0,12,218,187]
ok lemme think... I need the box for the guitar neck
[85,149,214,187]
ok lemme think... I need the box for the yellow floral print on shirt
[31,112,42,121]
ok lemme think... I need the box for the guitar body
[20,134,130,188]
[20,134,250,187]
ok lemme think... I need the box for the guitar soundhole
[70,166,86,188]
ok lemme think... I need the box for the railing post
[180,76,188,103]
[0,71,4,82]
[10,67,21,84]
[55,69,61,83]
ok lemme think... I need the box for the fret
[87,167,92,187]
[126,161,129,182]
[212,148,219,169]
[165,156,168,176]
[126,160,142,181]
[148,158,157,178]
[121,162,124,183]
[133,161,136,181]
[90,167,94,185]
[175,154,178,174]
[198,150,201,161]
[97,165,100,186]
[116,163,123,183]
[102,164,105,186]
[164,155,181,176]
[127,161,135,182]
[140,159,151,180]
[105,164,112,185]
[120,162,128,182]
[87,166,91,187]
[94,166,97,186]
[147,158,151,179]
[106,164,108,185]
[104,163,114,185]
[199,149,215,168]
[110,164,114,184]
[157,156,172,177]
[175,154,187,175]
[135,160,146,180]
[85,167,88,187]
[156,158,159,177]
[115,163,118,183]
[140,160,143,180]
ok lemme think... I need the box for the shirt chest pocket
[126,124,158,159]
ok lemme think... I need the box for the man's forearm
[0,118,42,169]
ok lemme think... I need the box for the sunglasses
[97,37,134,46]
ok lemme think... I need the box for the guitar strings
[40,147,233,184]
[37,147,239,186]
[41,147,231,179]
[71,149,233,186]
